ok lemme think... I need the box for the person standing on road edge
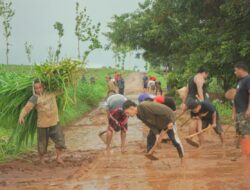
[233,62,250,156]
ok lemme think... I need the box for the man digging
[123,100,184,162]
[99,91,128,154]
[187,100,224,147]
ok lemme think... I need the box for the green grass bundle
[35,59,85,106]
[0,72,36,147]
[0,59,85,149]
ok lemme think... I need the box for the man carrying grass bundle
[18,79,66,165]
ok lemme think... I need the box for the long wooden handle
[179,118,191,128]
[176,112,185,120]
[185,124,213,139]
[147,129,168,155]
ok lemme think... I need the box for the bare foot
[138,149,147,154]
[121,147,127,153]
[37,159,45,165]
[56,157,65,165]
[104,148,113,156]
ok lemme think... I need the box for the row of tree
[106,0,250,90]
[0,0,101,64]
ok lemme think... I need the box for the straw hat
[225,88,236,100]
[177,86,188,99]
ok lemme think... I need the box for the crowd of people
[142,73,163,95]
[100,62,250,163]
[18,62,250,165]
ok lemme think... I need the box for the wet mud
[0,73,249,190]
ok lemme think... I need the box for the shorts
[143,82,147,89]
[37,123,66,155]
[202,117,223,134]
[235,112,250,135]
[108,109,128,132]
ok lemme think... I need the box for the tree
[74,2,102,63]
[24,42,33,64]
[0,0,4,16]
[53,21,64,62]
[111,45,129,70]
[47,46,55,62]
[1,1,15,64]
[0,0,3,60]
[107,0,250,90]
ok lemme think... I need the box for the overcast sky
[0,0,145,70]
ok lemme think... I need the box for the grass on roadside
[0,66,129,162]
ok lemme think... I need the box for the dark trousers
[147,129,184,158]
[119,88,124,95]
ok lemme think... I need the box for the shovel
[145,154,159,160]
[145,129,168,158]
[179,117,191,128]
[185,124,213,147]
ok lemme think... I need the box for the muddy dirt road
[0,72,249,190]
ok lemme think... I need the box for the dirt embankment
[0,72,249,190]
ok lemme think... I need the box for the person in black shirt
[142,73,148,92]
[189,101,224,145]
[233,62,250,148]
[117,74,125,95]
[182,66,209,112]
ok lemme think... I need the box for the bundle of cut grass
[35,59,85,107]
[0,72,36,147]
[0,59,84,148]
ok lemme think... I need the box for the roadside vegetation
[0,63,128,162]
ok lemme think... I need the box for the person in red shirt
[149,76,157,81]
[154,95,176,112]
[114,72,120,82]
